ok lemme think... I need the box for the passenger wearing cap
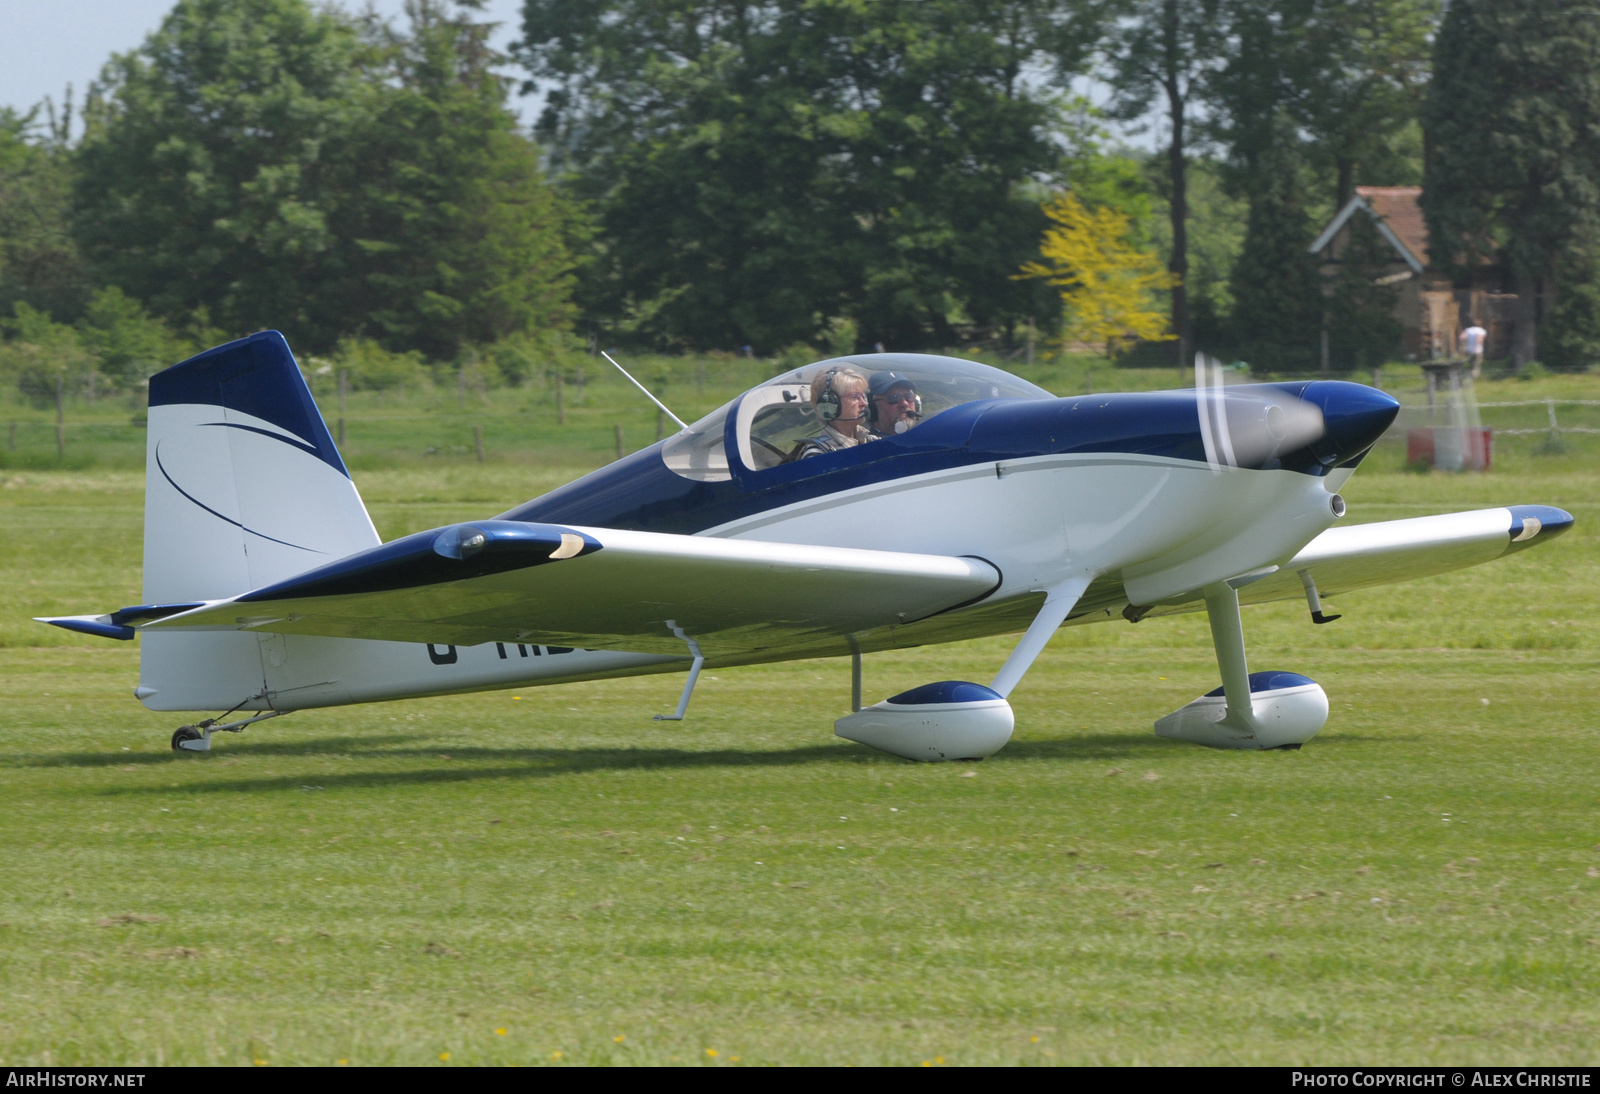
[792,366,873,459]
[868,371,922,436]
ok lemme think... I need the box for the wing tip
[1506,505,1575,554]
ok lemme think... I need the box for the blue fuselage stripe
[501,383,1398,535]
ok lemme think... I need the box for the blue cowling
[886,681,1004,706]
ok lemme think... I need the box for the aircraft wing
[1147,504,1573,617]
[139,520,1002,656]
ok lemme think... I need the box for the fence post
[656,407,664,442]
[1547,397,1559,433]
[556,374,566,425]
[7,423,14,450]
[473,423,485,463]
[337,369,348,447]
[55,376,65,461]
[614,423,625,461]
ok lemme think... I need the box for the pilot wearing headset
[793,366,872,459]
[867,371,922,437]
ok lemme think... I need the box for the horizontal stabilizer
[142,521,1003,657]
[36,615,135,641]
[36,603,205,642]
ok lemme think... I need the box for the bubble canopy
[661,354,1053,482]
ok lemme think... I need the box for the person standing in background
[1462,321,1487,378]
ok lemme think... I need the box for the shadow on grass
[72,732,1199,795]
[0,734,427,768]
[24,724,1388,794]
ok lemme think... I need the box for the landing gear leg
[1203,581,1256,734]
[990,574,1094,697]
[171,709,286,752]
[1154,581,1330,750]
[849,636,862,713]
[653,619,704,722]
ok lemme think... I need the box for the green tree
[1290,0,1437,209]
[520,0,1101,352]
[73,0,578,359]
[1325,212,1402,370]
[1101,0,1223,374]
[0,105,87,322]
[329,337,425,392]
[1422,0,1600,368]
[1198,1,1433,369]
[0,303,93,458]
[75,286,188,392]
[73,0,367,348]
[1145,156,1246,357]
[336,1,579,360]
[1228,140,1321,370]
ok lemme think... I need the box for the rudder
[143,330,379,603]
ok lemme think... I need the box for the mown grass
[0,382,1597,1065]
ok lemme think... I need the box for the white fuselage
[139,452,1350,712]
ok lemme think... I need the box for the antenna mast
[600,350,688,430]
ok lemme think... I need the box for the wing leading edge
[141,520,1002,656]
[1143,504,1573,617]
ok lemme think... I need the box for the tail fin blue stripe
[154,442,319,552]
[149,330,348,477]
[198,421,324,460]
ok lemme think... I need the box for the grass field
[1,365,1598,1065]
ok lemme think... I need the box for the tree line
[2,0,1598,403]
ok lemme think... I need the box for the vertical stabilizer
[144,331,380,603]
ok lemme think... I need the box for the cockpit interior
[660,354,1052,483]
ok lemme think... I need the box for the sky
[0,0,536,125]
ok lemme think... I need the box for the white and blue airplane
[39,331,1572,759]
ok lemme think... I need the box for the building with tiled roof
[1310,186,1519,364]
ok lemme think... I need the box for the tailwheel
[171,725,206,752]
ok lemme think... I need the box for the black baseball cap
[869,371,917,396]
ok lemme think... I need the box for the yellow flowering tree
[1020,191,1175,357]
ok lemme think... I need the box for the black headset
[815,367,843,422]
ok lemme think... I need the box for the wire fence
[6,391,1599,467]
[1396,397,1600,436]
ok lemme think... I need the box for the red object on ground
[1406,427,1492,470]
